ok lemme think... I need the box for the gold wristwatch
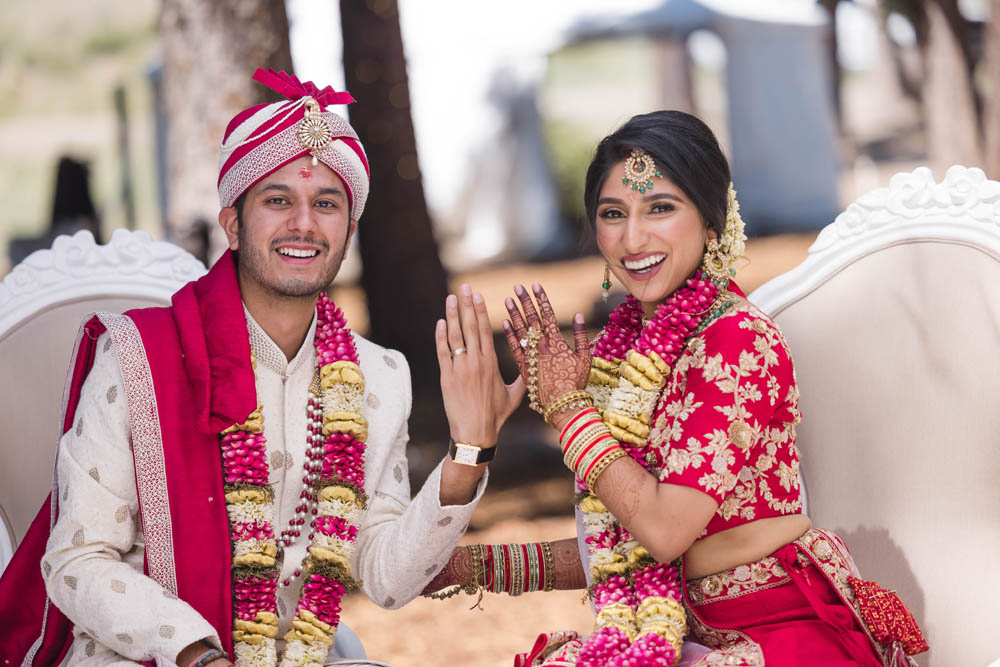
[448,439,496,466]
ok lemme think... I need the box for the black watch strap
[448,439,496,465]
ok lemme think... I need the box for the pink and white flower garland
[221,293,368,667]
[576,272,730,667]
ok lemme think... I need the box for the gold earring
[601,263,612,303]
[701,238,730,283]
[701,183,747,284]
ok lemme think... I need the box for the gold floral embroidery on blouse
[650,301,803,535]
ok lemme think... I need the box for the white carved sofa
[0,230,206,564]
[0,230,365,660]
[749,166,1000,666]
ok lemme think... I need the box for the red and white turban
[218,68,370,220]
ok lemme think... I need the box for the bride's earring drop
[601,263,612,303]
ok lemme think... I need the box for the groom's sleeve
[350,348,488,609]
[42,333,222,663]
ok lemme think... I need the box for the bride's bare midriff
[683,514,813,579]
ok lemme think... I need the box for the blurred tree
[818,0,844,130]
[883,0,987,171]
[159,0,293,263]
[922,0,983,168]
[340,0,450,437]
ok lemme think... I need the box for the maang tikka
[623,148,662,193]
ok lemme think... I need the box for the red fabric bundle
[848,577,929,656]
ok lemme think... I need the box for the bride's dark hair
[584,111,731,237]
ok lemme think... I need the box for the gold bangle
[543,390,594,425]
[562,423,608,469]
[549,399,596,427]
[509,543,525,597]
[424,544,484,600]
[524,544,540,592]
[540,541,555,592]
[585,447,629,490]
[465,544,484,595]
[559,414,607,452]
[563,420,613,467]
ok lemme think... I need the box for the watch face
[453,444,481,465]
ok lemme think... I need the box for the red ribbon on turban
[251,68,355,108]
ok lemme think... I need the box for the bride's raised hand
[501,283,591,420]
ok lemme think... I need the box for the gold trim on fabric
[681,557,765,666]
[98,313,178,596]
[794,529,890,665]
[686,555,791,607]
[680,528,897,666]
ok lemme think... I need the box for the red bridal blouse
[648,303,803,538]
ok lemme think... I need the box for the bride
[427,110,926,666]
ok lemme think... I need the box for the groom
[0,69,521,667]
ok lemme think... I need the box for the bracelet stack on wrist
[482,542,555,596]
[189,648,227,667]
[425,541,556,601]
[543,389,595,425]
[559,407,629,489]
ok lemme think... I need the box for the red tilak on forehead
[298,167,312,181]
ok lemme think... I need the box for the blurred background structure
[3,0,998,284]
[0,1,997,664]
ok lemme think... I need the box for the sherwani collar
[244,304,317,378]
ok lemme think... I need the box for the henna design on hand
[505,284,592,414]
[420,546,472,595]
[516,284,542,328]
[551,538,588,590]
[594,456,643,524]
[531,285,591,407]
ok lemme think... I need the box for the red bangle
[520,544,530,592]
[534,542,545,592]
[502,544,512,594]
[572,433,614,471]
[581,443,624,484]
[559,407,600,441]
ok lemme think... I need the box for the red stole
[0,251,257,665]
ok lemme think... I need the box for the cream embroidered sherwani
[43,309,485,666]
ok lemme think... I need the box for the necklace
[576,272,735,667]
[221,293,368,667]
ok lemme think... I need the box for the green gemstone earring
[601,263,612,303]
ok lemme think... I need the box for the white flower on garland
[318,498,362,524]
[234,637,277,667]
[321,383,363,414]
[312,533,355,556]
[607,379,658,420]
[228,499,274,525]
[280,637,330,667]
[587,384,613,412]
